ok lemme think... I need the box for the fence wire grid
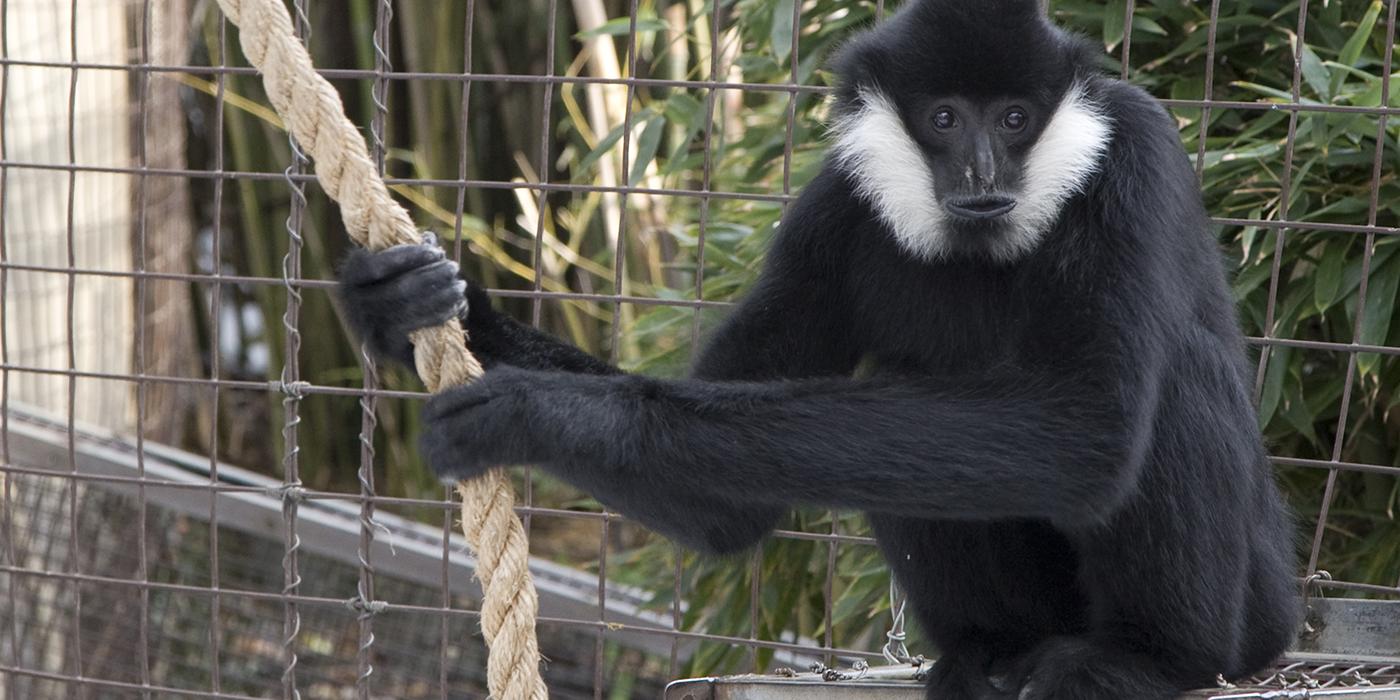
[0,0,1398,698]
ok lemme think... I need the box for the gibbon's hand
[339,233,620,377]
[420,365,631,483]
[336,234,487,370]
[422,365,788,555]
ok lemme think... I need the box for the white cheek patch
[830,90,950,261]
[1004,84,1112,259]
[828,84,1112,263]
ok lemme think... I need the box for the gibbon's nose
[972,133,997,192]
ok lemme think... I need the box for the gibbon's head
[829,0,1112,263]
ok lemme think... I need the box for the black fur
[336,2,1299,697]
[831,0,1098,105]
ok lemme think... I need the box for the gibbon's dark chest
[844,238,1065,376]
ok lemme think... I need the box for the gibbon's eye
[932,108,957,131]
[1001,108,1028,132]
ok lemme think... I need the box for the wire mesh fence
[0,0,1397,698]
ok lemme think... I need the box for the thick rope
[213,0,546,696]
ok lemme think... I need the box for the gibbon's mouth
[944,195,1017,220]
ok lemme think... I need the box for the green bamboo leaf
[1171,75,1206,122]
[1231,81,1327,105]
[1279,391,1321,447]
[1299,44,1331,101]
[1277,272,1319,330]
[1340,1,1383,68]
[1103,1,1126,51]
[574,17,668,40]
[628,116,666,186]
[1356,73,1400,107]
[1132,15,1168,36]
[662,94,711,177]
[1306,375,1347,425]
[771,0,796,65]
[1199,140,1283,170]
[576,107,657,175]
[735,53,781,77]
[1257,347,1291,429]
[1358,256,1400,375]
[1314,241,1346,313]
[1338,242,1400,306]
[663,93,701,125]
[1309,113,1329,153]
[1323,61,1381,85]
[1307,196,1372,220]
[831,573,885,624]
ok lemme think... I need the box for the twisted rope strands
[212,0,545,696]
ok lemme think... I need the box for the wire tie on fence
[1301,570,1333,600]
[273,379,311,399]
[268,484,307,503]
[370,517,397,556]
[909,656,930,680]
[345,595,388,615]
[882,579,912,664]
[1299,570,1333,639]
[810,661,868,682]
[849,660,870,680]
[882,626,909,662]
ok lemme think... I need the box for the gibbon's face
[828,0,1112,263]
[831,85,1110,263]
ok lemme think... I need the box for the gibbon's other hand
[336,234,476,369]
[419,365,606,483]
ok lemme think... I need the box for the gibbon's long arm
[460,285,621,376]
[423,356,1160,529]
[465,307,799,554]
